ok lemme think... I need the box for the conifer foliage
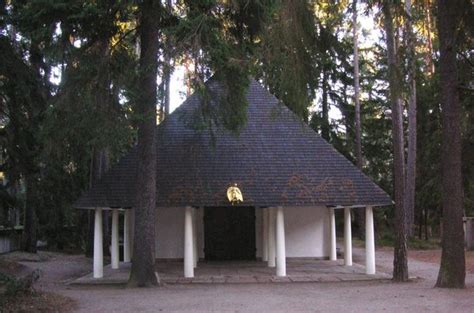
[0,0,472,288]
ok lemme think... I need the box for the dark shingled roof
[74,79,392,209]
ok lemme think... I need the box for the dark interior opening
[204,206,256,261]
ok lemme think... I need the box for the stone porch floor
[71,259,391,285]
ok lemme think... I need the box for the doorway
[204,206,256,261]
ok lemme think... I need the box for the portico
[89,204,377,279]
[91,208,132,279]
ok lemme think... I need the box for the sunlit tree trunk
[353,0,362,170]
[321,70,330,141]
[382,0,409,282]
[435,0,465,289]
[404,0,417,237]
[352,0,365,239]
[128,0,160,287]
[163,0,172,118]
[424,0,435,75]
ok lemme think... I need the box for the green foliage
[257,0,318,121]
[0,269,40,297]
[1,0,137,250]
[175,0,275,133]
[0,0,472,251]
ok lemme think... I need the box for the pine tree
[404,0,417,237]
[128,0,161,287]
[382,0,409,282]
[435,0,466,289]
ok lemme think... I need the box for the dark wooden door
[204,207,256,261]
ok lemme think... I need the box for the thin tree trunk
[163,0,172,118]
[321,70,330,141]
[86,37,112,257]
[352,0,365,239]
[353,0,362,170]
[22,175,37,253]
[128,0,160,287]
[86,148,110,257]
[424,209,428,240]
[404,0,417,237]
[184,56,193,97]
[424,0,435,75]
[435,0,465,289]
[418,209,423,239]
[341,84,351,143]
[382,0,409,282]
[158,36,171,122]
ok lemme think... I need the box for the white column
[329,207,337,261]
[123,209,131,262]
[365,206,376,274]
[193,208,198,268]
[262,208,268,262]
[130,208,135,258]
[275,206,286,277]
[93,208,103,278]
[111,210,119,269]
[267,208,276,267]
[184,206,194,278]
[344,207,353,266]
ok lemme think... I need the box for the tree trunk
[321,70,330,141]
[21,41,45,254]
[382,0,409,282]
[128,0,160,287]
[353,0,362,170]
[86,148,110,257]
[424,0,435,75]
[352,0,365,239]
[435,0,465,289]
[162,0,172,119]
[22,175,37,253]
[404,0,417,237]
[86,37,112,258]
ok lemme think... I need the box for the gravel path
[17,248,474,313]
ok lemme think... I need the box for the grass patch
[407,237,441,250]
[375,233,441,250]
[0,291,76,313]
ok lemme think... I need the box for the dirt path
[6,249,474,313]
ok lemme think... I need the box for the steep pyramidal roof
[74,79,392,209]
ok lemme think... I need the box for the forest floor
[1,247,473,312]
[371,245,474,274]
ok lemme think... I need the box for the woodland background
[0,0,472,285]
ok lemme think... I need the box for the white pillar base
[365,206,376,274]
[344,207,353,266]
[93,208,103,278]
[123,210,131,262]
[262,208,269,262]
[193,208,198,268]
[329,207,337,261]
[275,206,286,277]
[184,206,194,278]
[111,210,119,269]
[267,208,276,268]
[129,208,135,259]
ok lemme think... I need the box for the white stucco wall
[155,207,205,259]
[282,206,330,258]
[155,206,329,259]
[155,207,185,259]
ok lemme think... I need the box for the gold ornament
[227,184,243,205]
